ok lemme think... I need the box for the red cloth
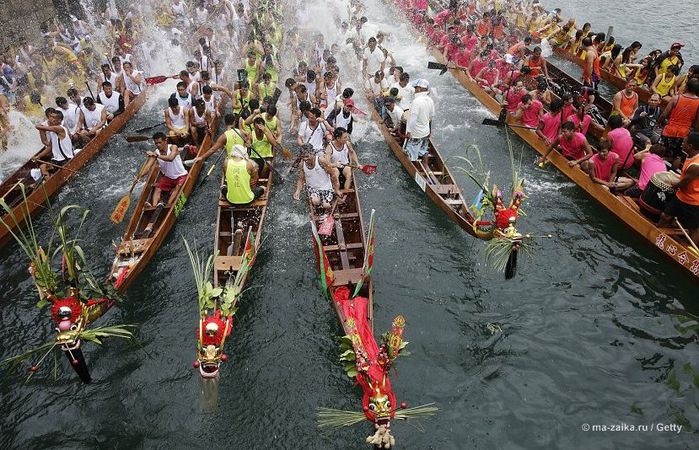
[156,174,187,191]
[332,287,397,421]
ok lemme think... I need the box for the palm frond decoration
[393,403,439,420]
[484,238,532,273]
[77,324,137,345]
[317,407,367,428]
[182,237,220,313]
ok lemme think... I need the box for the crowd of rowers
[395,0,699,242]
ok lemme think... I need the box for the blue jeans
[404,138,428,161]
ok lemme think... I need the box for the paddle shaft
[248,145,284,182]
[85,81,96,101]
[675,219,699,255]
[614,146,634,183]
[135,121,165,133]
[33,159,80,173]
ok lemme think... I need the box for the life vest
[676,154,699,206]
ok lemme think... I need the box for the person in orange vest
[658,132,699,243]
[658,78,699,167]
[612,80,639,127]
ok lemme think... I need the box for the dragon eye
[70,324,78,331]
[369,404,376,411]
[386,401,391,409]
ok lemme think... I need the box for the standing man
[363,37,386,80]
[658,132,699,243]
[146,132,189,207]
[297,107,332,154]
[405,79,434,166]
[582,37,600,91]
[292,144,342,212]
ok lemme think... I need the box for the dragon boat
[0,89,149,248]
[397,2,699,281]
[108,118,218,291]
[189,161,274,379]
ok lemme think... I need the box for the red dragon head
[196,312,233,378]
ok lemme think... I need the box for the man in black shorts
[659,132,699,243]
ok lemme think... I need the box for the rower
[77,97,107,141]
[475,60,501,97]
[297,107,332,154]
[55,96,82,144]
[607,115,635,170]
[98,63,122,93]
[537,99,564,145]
[96,81,125,121]
[256,72,277,104]
[233,81,253,119]
[146,131,189,207]
[165,96,190,141]
[391,72,414,111]
[405,79,434,166]
[612,80,639,127]
[525,46,549,79]
[292,144,342,212]
[221,144,265,205]
[582,37,601,91]
[201,85,219,117]
[363,37,385,79]
[325,127,361,193]
[628,144,669,198]
[198,113,250,161]
[585,138,634,191]
[651,65,679,101]
[658,132,699,243]
[383,96,404,136]
[659,78,699,167]
[121,61,143,107]
[539,121,593,166]
[244,49,261,85]
[190,99,212,145]
[654,43,684,77]
[327,98,354,135]
[173,81,193,110]
[249,116,277,178]
[365,70,387,111]
[35,109,75,176]
[180,70,200,100]
[630,93,662,146]
[514,94,543,129]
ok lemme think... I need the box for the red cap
[343,98,355,108]
[671,42,684,49]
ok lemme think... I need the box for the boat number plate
[415,172,427,192]
[174,193,187,217]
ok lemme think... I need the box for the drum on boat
[638,171,680,216]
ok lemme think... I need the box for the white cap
[413,79,430,89]
[230,144,248,159]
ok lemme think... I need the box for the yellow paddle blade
[110,195,131,224]
[206,161,218,177]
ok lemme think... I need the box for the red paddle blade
[318,216,334,236]
[145,75,169,85]
[361,164,377,175]
[351,107,368,116]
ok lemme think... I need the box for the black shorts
[660,135,685,159]
[664,196,699,229]
[338,166,347,186]
[220,185,264,203]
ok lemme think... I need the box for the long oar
[31,159,80,174]
[675,218,699,256]
[134,121,165,133]
[249,146,284,183]
[198,149,225,187]
[481,118,537,130]
[110,156,156,224]
[125,134,152,143]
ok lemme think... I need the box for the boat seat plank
[218,197,268,208]
[117,238,150,256]
[332,268,364,287]
[323,242,364,252]
[334,216,351,269]
[431,184,460,195]
[445,198,465,205]
[215,255,243,272]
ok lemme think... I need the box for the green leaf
[210,287,223,298]
[346,367,358,378]
[36,297,49,309]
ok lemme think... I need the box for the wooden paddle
[675,218,699,256]
[481,118,537,130]
[134,121,165,133]
[110,156,156,224]
[348,163,377,175]
[318,198,340,236]
[31,159,79,174]
[275,144,293,160]
[144,75,178,86]
[249,146,284,183]
[125,135,152,143]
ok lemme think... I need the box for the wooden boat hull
[411,25,699,281]
[0,89,149,248]
[108,118,219,293]
[366,103,491,240]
